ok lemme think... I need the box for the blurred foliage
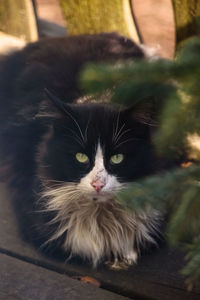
[81,38,200,288]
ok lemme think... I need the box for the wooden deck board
[0,183,200,299]
[0,252,130,300]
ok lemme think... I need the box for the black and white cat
[0,33,163,268]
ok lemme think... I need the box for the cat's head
[37,91,158,203]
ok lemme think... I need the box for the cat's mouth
[84,191,115,203]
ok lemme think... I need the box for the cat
[0,32,163,268]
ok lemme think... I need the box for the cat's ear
[122,100,158,127]
[36,89,73,120]
[44,89,70,115]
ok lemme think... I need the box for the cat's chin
[85,193,115,203]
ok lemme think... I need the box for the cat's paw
[123,250,138,265]
[105,250,138,270]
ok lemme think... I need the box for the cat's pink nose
[91,180,105,192]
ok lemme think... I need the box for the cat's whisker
[113,123,125,143]
[40,180,66,189]
[112,110,121,142]
[113,186,125,192]
[44,179,65,184]
[115,138,143,149]
[84,118,90,142]
[63,108,85,143]
[64,130,85,147]
[43,188,79,198]
[114,128,132,145]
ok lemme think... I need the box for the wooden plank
[0,183,200,299]
[0,32,26,54]
[0,0,38,42]
[133,0,175,58]
[35,0,67,37]
[172,0,200,49]
[35,0,66,27]
[0,252,129,300]
[59,0,140,42]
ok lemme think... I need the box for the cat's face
[78,143,123,202]
[38,98,157,203]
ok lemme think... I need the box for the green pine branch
[80,37,200,287]
[183,235,200,289]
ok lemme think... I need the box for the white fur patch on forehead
[95,143,103,161]
[93,143,104,172]
[78,143,122,200]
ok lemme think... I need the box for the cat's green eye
[110,154,124,165]
[76,152,89,164]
